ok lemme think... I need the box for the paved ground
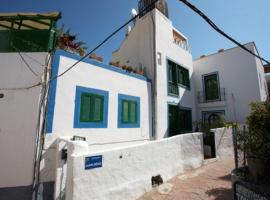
[138,158,234,200]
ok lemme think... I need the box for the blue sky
[1,0,270,64]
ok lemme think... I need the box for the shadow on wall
[39,140,58,200]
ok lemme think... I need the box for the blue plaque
[85,155,102,170]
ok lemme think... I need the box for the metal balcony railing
[197,88,226,103]
[173,39,192,53]
[168,83,179,96]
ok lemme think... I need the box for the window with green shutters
[121,100,137,124]
[204,73,220,101]
[167,60,190,96]
[118,94,140,128]
[80,93,104,123]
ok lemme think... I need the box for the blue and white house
[0,1,268,199]
[45,50,152,148]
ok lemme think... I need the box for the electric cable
[178,0,270,65]
[50,0,159,81]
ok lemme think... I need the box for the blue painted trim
[73,86,109,128]
[46,50,61,134]
[118,94,140,128]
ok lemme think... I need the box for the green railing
[168,83,179,96]
[0,29,57,52]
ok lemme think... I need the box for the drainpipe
[151,10,157,140]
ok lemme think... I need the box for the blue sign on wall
[85,155,102,170]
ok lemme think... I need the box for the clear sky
[1,0,270,64]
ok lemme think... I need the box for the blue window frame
[74,86,109,128]
[118,94,140,128]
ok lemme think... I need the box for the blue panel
[74,86,109,128]
[85,155,102,170]
[118,94,140,128]
[46,50,61,134]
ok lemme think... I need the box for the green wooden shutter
[129,101,137,123]
[80,93,91,122]
[122,100,129,123]
[80,93,104,123]
[91,95,104,122]
[168,61,173,83]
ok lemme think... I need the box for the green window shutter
[129,101,137,123]
[80,93,91,122]
[122,100,129,123]
[204,74,219,100]
[80,93,104,123]
[121,100,138,124]
[91,95,104,122]
[168,61,173,83]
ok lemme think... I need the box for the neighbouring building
[0,1,268,199]
[264,63,270,96]
[0,12,61,200]
[193,43,268,124]
[112,0,196,139]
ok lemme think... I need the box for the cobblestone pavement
[138,158,234,200]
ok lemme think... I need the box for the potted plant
[243,102,270,181]
[122,65,127,70]
[126,66,133,72]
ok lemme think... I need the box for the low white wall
[64,132,204,200]
[211,127,234,159]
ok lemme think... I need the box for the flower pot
[247,157,268,182]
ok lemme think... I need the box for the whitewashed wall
[211,127,234,159]
[113,9,196,139]
[154,10,196,139]
[45,51,152,147]
[193,42,267,124]
[0,52,47,188]
[64,132,203,200]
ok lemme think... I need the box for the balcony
[172,29,191,53]
[0,12,60,52]
[197,88,226,108]
[168,83,179,96]
[173,39,191,53]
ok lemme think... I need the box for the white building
[0,1,268,199]
[0,12,61,200]
[112,0,196,139]
[193,43,268,124]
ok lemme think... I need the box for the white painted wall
[64,132,203,200]
[193,43,267,124]
[211,127,234,159]
[45,52,152,148]
[0,52,48,188]
[112,9,196,139]
[154,10,196,139]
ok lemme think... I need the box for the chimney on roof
[200,55,206,59]
[138,0,169,18]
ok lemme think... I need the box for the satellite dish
[131,8,138,17]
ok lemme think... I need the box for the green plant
[195,116,227,133]
[244,102,270,161]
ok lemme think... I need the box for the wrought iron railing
[197,88,226,103]
[168,83,179,96]
[173,39,192,53]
